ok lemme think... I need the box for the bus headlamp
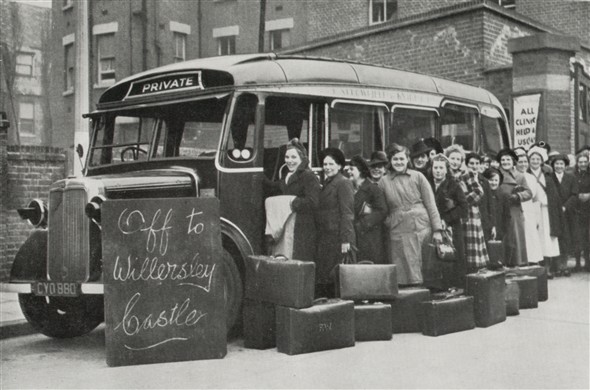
[17,199,48,228]
[85,195,106,223]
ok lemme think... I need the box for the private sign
[125,71,204,99]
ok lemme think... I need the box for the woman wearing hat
[348,155,387,264]
[482,167,511,244]
[379,143,443,286]
[497,148,532,266]
[551,154,578,276]
[573,151,590,272]
[315,148,355,297]
[410,139,433,177]
[264,138,320,262]
[528,146,563,277]
[368,151,389,183]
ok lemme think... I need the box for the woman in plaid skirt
[445,145,489,282]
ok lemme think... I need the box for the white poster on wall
[513,94,541,148]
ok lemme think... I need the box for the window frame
[63,42,74,94]
[269,29,290,51]
[173,32,187,62]
[97,33,116,86]
[18,101,35,135]
[440,100,481,152]
[369,0,397,25]
[390,104,440,146]
[217,35,236,56]
[16,52,34,77]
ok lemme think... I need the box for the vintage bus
[6,54,510,337]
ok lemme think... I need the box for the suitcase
[421,295,475,337]
[242,299,276,349]
[465,270,506,327]
[504,281,520,316]
[354,302,392,341]
[245,255,315,308]
[388,287,431,333]
[487,240,504,269]
[276,299,355,355]
[508,265,547,301]
[506,275,538,309]
[337,263,398,300]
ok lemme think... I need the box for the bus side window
[262,96,310,180]
[390,107,437,148]
[330,102,387,160]
[227,93,257,162]
[440,103,479,151]
[481,107,508,154]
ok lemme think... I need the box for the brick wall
[397,0,471,19]
[517,0,590,42]
[0,140,66,281]
[307,0,368,41]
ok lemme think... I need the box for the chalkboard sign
[102,198,226,367]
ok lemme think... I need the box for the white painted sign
[513,94,541,148]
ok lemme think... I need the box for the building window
[269,29,290,51]
[580,84,588,123]
[217,36,236,56]
[64,43,74,92]
[16,52,34,76]
[370,0,397,25]
[174,32,186,62]
[97,33,116,85]
[19,102,35,135]
[494,0,515,9]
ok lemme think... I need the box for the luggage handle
[357,260,374,265]
[313,297,330,305]
[272,254,289,261]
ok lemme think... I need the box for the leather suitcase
[245,255,315,308]
[487,240,504,269]
[354,302,392,341]
[337,264,398,300]
[508,265,547,301]
[465,270,506,327]
[388,287,431,333]
[276,299,355,355]
[242,299,276,349]
[506,275,538,309]
[504,281,520,316]
[421,295,475,337]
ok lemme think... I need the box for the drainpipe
[73,0,90,176]
[258,0,266,52]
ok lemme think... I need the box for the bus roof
[95,53,502,111]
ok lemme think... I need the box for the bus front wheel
[222,249,243,333]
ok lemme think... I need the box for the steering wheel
[120,146,147,162]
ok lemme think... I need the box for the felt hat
[550,153,570,167]
[410,139,433,158]
[496,148,518,163]
[483,167,504,184]
[423,137,444,155]
[368,151,388,167]
[320,147,346,168]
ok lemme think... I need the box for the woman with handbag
[379,143,443,286]
[428,154,468,288]
[348,155,387,264]
[497,148,532,266]
[315,148,355,297]
[263,138,320,261]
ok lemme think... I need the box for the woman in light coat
[379,143,442,286]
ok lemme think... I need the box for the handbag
[340,245,358,265]
[435,229,456,262]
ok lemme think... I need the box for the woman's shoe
[563,269,571,277]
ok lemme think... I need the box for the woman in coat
[527,146,563,277]
[348,155,387,264]
[428,154,468,288]
[379,143,443,286]
[264,138,320,261]
[315,148,355,297]
[573,151,590,272]
[497,148,532,266]
[445,145,489,272]
[551,154,578,276]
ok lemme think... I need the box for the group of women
[265,137,590,298]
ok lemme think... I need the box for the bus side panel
[218,171,264,255]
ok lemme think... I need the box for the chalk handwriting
[125,337,188,351]
[113,253,216,293]
[117,208,173,255]
[115,292,207,343]
[319,322,333,332]
[186,208,205,235]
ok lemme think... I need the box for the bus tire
[18,294,104,338]
[222,248,243,334]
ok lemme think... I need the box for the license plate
[31,282,80,297]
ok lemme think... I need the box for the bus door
[389,105,439,148]
[329,100,388,159]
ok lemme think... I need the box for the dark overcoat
[529,168,564,238]
[478,174,494,241]
[552,172,578,254]
[265,160,320,262]
[353,180,387,264]
[316,172,355,283]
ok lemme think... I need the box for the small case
[421,295,475,337]
[337,263,398,300]
[276,299,355,355]
[504,281,520,316]
[506,274,538,309]
[354,302,392,341]
[388,287,431,333]
[508,265,547,302]
[242,299,276,349]
[465,270,506,327]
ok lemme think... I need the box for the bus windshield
[88,96,229,167]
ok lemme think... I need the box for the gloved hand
[509,194,520,204]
